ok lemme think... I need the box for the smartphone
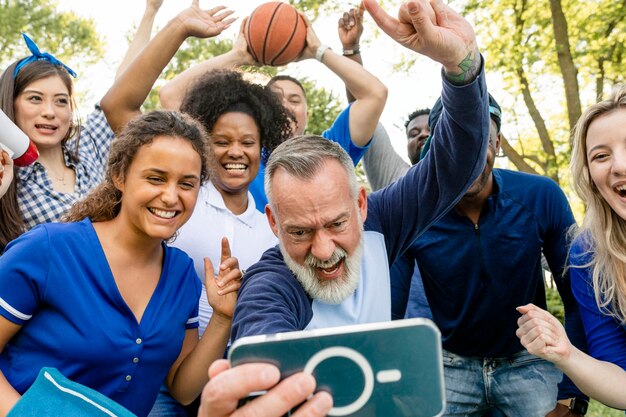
[228,318,445,417]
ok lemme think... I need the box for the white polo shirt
[173,181,278,335]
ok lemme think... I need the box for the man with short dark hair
[405,108,431,164]
[392,95,589,417]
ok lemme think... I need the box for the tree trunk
[548,0,582,130]
[499,134,540,176]
[516,67,559,183]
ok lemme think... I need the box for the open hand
[177,1,236,40]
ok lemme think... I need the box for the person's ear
[266,204,279,237]
[357,186,367,222]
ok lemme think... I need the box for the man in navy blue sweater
[231,0,490,338]
[391,97,589,416]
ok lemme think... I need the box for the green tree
[0,0,104,71]
[460,0,626,186]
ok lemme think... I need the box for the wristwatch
[558,398,589,415]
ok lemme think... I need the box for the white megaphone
[0,108,38,166]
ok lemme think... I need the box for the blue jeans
[147,384,187,417]
[442,349,562,417]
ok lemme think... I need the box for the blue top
[0,219,202,417]
[231,65,490,341]
[248,103,369,212]
[395,169,587,399]
[570,237,626,371]
[394,169,584,355]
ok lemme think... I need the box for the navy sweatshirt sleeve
[365,62,490,267]
[230,247,313,341]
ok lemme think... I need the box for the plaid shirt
[17,105,115,230]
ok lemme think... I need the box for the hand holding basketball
[245,2,307,66]
[294,11,323,61]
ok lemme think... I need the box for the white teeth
[149,208,176,219]
[617,185,626,191]
[224,163,246,170]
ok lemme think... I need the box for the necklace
[48,166,69,186]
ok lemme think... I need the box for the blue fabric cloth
[403,263,433,320]
[393,168,586,399]
[441,349,562,417]
[231,65,490,341]
[14,33,77,78]
[16,105,115,229]
[0,219,202,417]
[8,367,136,417]
[248,103,370,212]
[570,237,626,371]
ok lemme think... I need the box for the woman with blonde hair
[517,85,626,410]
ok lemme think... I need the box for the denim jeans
[147,384,187,417]
[442,349,562,417]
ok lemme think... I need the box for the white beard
[280,238,363,304]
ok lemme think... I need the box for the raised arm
[159,20,257,110]
[338,5,364,104]
[363,0,489,263]
[298,12,387,147]
[362,124,410,191]
[101,1,235,133]
[517,304,626,409]
[115,0,165,80]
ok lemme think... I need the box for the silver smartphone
[229,318,445,417]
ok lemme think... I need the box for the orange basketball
[245,2,307,66]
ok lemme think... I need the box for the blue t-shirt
[249,103,370,211]
[0,219,202,417]
[570,236,626,371]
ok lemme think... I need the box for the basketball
[245,2,307,66]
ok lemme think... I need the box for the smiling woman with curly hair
[142,69,293,415]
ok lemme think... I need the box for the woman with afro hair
[150,69,292,415]
[174,68,292,337]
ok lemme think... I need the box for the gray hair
[264,135,358,209]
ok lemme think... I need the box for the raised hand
[295,12,322,61]
[338,5,364,50]
[177,0,236,40]
[230,18,259,66]
[363,0,479,82]
[516,303,572,365]
[146,0,165,12]
[205,237,241,320]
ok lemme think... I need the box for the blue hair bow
[13,33,77,79]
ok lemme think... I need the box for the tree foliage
[0,0,103,71]
[461,0,626,185]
